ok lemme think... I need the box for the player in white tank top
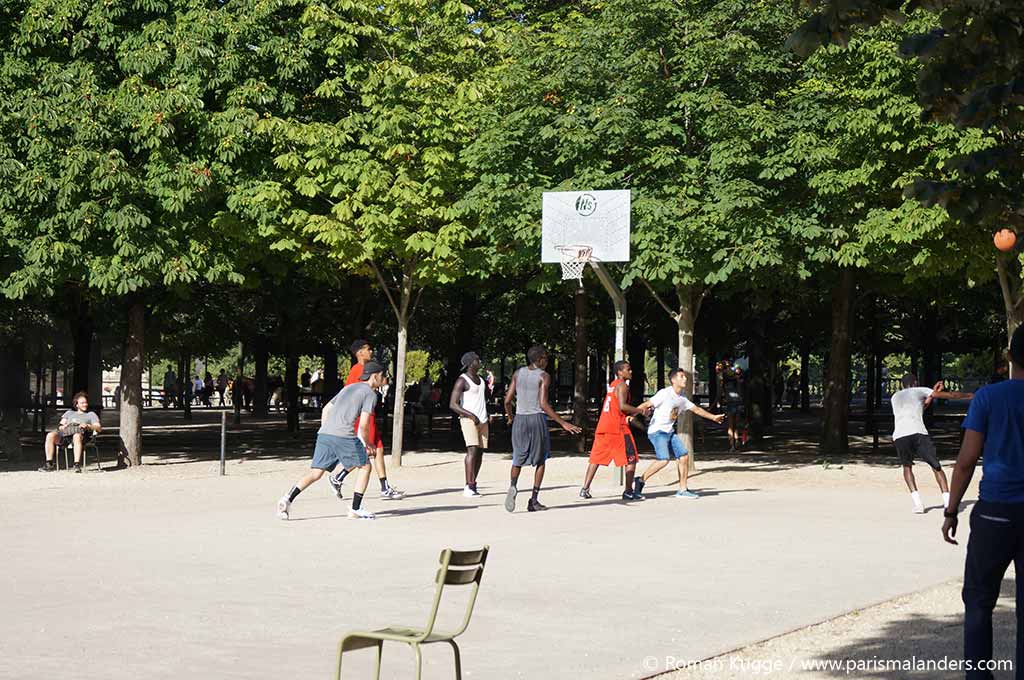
[450,352,490,497]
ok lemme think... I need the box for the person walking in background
[216,369,228,406]
[943,325,1024,679]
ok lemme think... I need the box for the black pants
[963,500,1024,679]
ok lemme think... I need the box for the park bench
[336,546,489,680]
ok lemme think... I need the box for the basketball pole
[591,262,628,486]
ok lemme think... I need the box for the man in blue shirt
[944,324,1024,679]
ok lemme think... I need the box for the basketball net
[555,245,593,284]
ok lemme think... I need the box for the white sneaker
[348,508,376,520]
[276,496,291,520]
[912,504,925,514]
[380,486,405,500]
[463,486,481,498]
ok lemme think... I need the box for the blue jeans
[649,431,687,461]
[962,500,1024,679]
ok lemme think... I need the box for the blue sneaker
[675,490,699,499]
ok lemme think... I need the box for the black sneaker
[73,463,83,474]
[634,479,646,496]
[327,472,344,499]
[38,462,55,472]
[621,491,644,501]
[527,498,547,512]
[578,488,592,500]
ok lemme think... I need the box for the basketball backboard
[541,190,631,263]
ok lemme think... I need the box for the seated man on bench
[40,391,102,473]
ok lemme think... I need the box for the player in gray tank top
[514,366,545,415]
[503,345,582,513]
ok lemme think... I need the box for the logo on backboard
[575,194,597,216]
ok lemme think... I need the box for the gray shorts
[512,413,550,467]
[311,434,367,472]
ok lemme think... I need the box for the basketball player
[891,374,973,513]
[503,345,582,512]
[634,368,725,498]
[450,351,488,497]
[275,361,386,520]
[328,339,404,500]
[579,360,645,500]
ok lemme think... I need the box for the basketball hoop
[555,245,593,283]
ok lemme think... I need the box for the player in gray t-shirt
[276,362,388,521]
[40,391,102,473]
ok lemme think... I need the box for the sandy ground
[0,409,1012,680]
[659,577,1017,680]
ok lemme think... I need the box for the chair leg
[448,640,462,680]
[374,641,383,680]
[413,644,423,680]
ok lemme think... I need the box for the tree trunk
[285,343,299,433]
[626,334,646,406]
[747,314,770,441]
[181,354,192,421]
[656,343,665,389]
[800,345,810,413]
[323,345,339,401]
[996,255,1024,378]
[675,284,700,462]
[0,339,27,461]
[253,336,268,417]
[70,303,93,395]
[708,353,718,408]
[392,316,409,467]
[90,335,103,416]
[821,268,855,456]
[121,301,145,466]
[922,307,941,386]
[573,286,588,453]
[866,349,876,413]
[874,351,884,404]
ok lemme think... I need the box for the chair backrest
[421,546,489,639]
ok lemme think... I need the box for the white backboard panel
[541,190,631,262]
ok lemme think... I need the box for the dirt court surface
[1,414,1011,680]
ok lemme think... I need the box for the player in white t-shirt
[632,368,725,499]
[891,373,973,513]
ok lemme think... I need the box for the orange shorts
[589,431,638,467]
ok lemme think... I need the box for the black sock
[288,486,302,503]
[353,492,364,510]
[531,487,540,502]
[334,469,350,484]
[469,482,477,491]
[379,477,388,492]
[635,478,645,493]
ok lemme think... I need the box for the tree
[790,0,1024,348]
[0,0,248,465]
[464,0,804,455]
[245,0,489,464]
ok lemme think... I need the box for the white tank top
[459,374,488,422]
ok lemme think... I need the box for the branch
[369,258,401,320]
[640,277,680,321]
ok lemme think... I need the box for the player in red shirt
[328,339,404,500]
[579,361,646,501]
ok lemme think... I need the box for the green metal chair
[336,546,489,680]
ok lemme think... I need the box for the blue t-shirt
[962,380,1024,503]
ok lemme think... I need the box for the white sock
[943,492,951,508]
[911,491,923,508]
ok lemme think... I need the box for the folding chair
[336,546,489,680]
[57,436,100,471]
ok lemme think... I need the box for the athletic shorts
[459,418,489,448]
[511,413,550,467]
[58,429,93,448]
[649,430,688,461]
[725,403,743,416]
[311,434,367,472]
[894,434,940,470]
[589,432,638,467]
